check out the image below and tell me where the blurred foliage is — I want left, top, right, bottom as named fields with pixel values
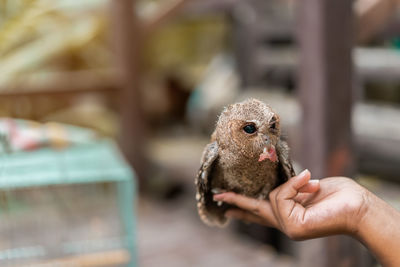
left=0, top=0, right=230, bottom=133
left=0, top=0, right=109, bottom=85
left=143, top=14, right=231, bottom=87
left=0, top=0, right=230, bottom=88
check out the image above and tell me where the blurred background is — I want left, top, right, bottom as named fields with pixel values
left=1, top=0, right=400, bottom=266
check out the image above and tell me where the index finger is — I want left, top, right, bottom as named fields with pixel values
left=213, top=192, right=279, bottom=228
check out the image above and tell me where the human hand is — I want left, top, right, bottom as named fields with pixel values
left=213, top=169, right=369, bottom=240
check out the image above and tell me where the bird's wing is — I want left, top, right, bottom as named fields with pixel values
left=276, top=139, right=296, bottom=185
left=195, top=141, right=219, bottom=225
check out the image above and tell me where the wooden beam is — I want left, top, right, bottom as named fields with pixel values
left=110, top=0, right=148, bottom=180
left=0, top=70, right=118, bottom=97
left=296, top=0, right=371, bottom=266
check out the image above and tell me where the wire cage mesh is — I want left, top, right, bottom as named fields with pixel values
left=0, top=140, right=137, bottom=267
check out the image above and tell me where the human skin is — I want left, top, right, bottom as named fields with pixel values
left=213, top=169, right=400, bottom=267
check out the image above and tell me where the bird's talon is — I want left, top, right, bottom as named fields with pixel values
left=212, top=188, right=227, bottom=195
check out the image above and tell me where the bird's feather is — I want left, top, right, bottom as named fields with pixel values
left=276, top=139, right=296, bottom=185
left=196, top=141, right=222, bottom=226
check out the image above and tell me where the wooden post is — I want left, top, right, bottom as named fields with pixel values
left=110, top=0, right=147, bottom=180
left=297, top=0, right=354, bottom=178
left=232, top=4, right=259, bottom=88
left=296, top=0, right=371, bottom=266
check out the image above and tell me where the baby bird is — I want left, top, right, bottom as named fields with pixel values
left=195, top=98, right=295, bottom=227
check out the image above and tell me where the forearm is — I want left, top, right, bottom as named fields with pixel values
left=356, top=192, right=400, bottom=267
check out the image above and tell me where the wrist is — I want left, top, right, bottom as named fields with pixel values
left=346, top=187, right=371, bottom=237
left=352, top=189, right=374, bottom=239
left=354, top=190, right=400, bottom=266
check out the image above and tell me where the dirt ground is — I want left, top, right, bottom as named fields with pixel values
left=137, top=195, right=295, bottom=267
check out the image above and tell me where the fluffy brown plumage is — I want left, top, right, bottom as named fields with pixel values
left=195, top=98, right=295, bottom=227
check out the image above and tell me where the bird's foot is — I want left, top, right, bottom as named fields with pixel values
left=211, top=188, right=227, bottom=195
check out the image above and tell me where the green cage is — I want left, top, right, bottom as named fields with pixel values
left=0, top=140, right=137, bottom=266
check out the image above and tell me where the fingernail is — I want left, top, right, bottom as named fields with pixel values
left=308, top=179, right=319, bottom=184
left=297, top=169, right=309, bottom=179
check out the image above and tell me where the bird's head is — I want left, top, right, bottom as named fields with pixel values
left=216, top=98, right=281, bottom=162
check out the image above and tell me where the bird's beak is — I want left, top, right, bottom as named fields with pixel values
left=258, top=135, right=278, bottom=162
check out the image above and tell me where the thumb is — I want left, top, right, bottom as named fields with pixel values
left=271, top=169, right=311, bottom=222
left=279, top=169, right=311, bottom=199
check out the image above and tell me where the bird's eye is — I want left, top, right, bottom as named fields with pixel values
left=243, top=124, right=257, bottom=134
left=269, top=116, right=278, bottom=131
